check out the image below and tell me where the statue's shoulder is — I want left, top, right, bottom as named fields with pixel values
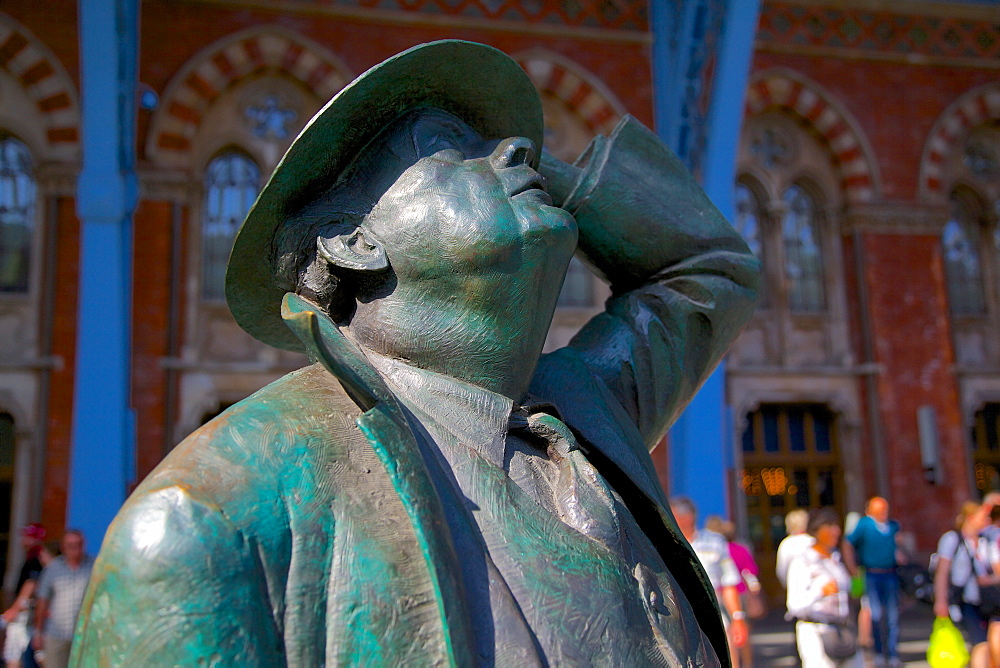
left=82, top=363, right=369, bottom=622
left=112, top=363, right=367, bottom=549
left=150, top=362, right=363, bottom=483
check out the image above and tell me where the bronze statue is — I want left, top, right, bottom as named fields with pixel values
left=72, top=41, right=759, bottom=666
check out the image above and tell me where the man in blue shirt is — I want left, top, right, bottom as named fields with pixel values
left=847, top=496, right=902, bottom=667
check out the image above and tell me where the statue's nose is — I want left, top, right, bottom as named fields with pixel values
left=490, top=137, right=536, bottom=170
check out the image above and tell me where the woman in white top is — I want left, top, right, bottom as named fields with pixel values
left=786, top=508, right=862, bottom=668
left=933, top=500, right=990, bottom=648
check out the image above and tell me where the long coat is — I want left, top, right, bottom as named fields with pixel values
left=71, top=117, right=759, bottom=666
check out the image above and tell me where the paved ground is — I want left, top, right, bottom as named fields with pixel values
left=750, top=597, right=937, bottom=667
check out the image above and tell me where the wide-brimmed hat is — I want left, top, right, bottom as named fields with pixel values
left=226, top=40, right=544, bottom=352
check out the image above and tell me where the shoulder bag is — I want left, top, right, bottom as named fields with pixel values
left=821, top=623, right=858, bottom=660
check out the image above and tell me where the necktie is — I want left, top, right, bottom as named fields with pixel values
left=512, top=407, right=625, bottom=557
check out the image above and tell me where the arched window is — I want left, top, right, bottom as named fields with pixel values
left=942, top=193, right=986, bottom=315
left=781, top=184, right=826, bottom=312
left=202, top=151, right=260, bottom=301
left=0, top=136, right=36, bottom=293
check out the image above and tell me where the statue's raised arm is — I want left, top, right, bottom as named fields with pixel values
left=533, top=116, right=760, bottom=451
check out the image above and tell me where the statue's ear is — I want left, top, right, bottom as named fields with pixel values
left=317, top=227, right=388, bottom=272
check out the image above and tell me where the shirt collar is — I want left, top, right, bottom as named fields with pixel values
left=364, top=349, right=512, bottom=468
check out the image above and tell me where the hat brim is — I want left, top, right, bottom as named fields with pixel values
left=226, top=40, right=544, bottom=352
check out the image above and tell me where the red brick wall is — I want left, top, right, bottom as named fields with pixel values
left=131, top=200, right=175, bottom=482
left=862, top=233, right=968, bottom=550
left=2, top=0, right=79, bottom=88
left=41, top=197, right=79, bottom=537
left=839, top=233, right=879, bottom=494
left=751, top=51, right=997, bottom=201
left=136, top=2, right=655, bottom=156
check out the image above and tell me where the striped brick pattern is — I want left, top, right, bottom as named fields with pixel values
left=153, top=32, right=350, bottom=157
left=0, top=19, right=79, bottom=150
left=920, top=83, right=1000, bottom=199
left=746, top=72, right=876, bottom=203
left=518, top=56, right=623, bottom=137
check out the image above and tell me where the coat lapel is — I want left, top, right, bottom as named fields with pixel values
left=530, top=348, right=729, bottom=665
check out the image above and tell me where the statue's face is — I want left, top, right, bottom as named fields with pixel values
left=361, top=110, right=578, bottom=291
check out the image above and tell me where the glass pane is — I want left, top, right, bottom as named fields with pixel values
left=741, top=468, right=763, bottom=499
left=814, top=409, right=832, bottom=453
left=0, top=137, right=36, bottom=293
left=0, top=414, right=13, bottom=468
left=942, top=198, right=986, bottom=315
left=781, top=185, right=826, bottom=312
left=735, top=183, right=762, bottom=258
left=787, top=407, right=806, bottom=452
left=202, top=152, right=261, bottom=301
left=748, top=513, right=764, bottom=552
left=735, top=183, right=767, bottom=307
left=742, top=415, right=755, bottom=453
left=817, top=468, right=836, bottom=506
left=769, top=506, right=786, bottom=548
left=763, top=409, right=780, bottom=452
left=557, top=256, right=594, bottom=308
left=792, top=468, right=809, bottom=507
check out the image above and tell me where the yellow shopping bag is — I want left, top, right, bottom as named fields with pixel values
left=927, top=617, right=970, bottom=668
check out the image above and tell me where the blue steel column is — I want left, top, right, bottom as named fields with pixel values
left=69, top=0, right=139, bottom=547
left=651, top=0, right=760, bottom=520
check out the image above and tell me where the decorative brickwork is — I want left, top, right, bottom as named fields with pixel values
left=206, top=0, right=648, bottom=31
left=515, top=51, right=625, bottom=137
left=920, top=82, right=1000, bottom=200
left=745, top=70, right=878, bottom=203
left=148, top=27, right=351, bottom=163
left=0, top=14, right=80, bottom=153
left=758, top=1, right=1000, bottom=62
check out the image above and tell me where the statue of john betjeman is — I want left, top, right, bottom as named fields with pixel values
left=71, top=41, right=759, bottom=666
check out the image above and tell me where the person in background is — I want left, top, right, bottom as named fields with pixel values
left=786, top=508, right=862, bottom=668
left=976, top=498, right=1000, bottom=668
left=777, top=509, right=814, bottom=589
left=671, top=498, right=748, bottom=668
left=843, top=512, right=871, bottom=651
left=844, top=497, right=903, bottom=667
left=707, top=516, right=761, bottom=668
left=979, top=492, right=1000, bottom=544
left=33, top=530, right=93, bottom=668
left=933, top=500, right=990, bottom=664
left=1, top=524, right=47, bottom=668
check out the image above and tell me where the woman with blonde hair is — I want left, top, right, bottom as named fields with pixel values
left=933, top=500, right=990, bottom=653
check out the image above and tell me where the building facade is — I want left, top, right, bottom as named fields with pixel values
left=728, top=0, right=1000, bottom=594
left=0, top=0, right=998, bottom=601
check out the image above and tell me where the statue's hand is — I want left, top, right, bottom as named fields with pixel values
left=538, top=150, right=582, bottom=209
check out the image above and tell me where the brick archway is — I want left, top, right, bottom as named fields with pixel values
left=0, top=13, right=80, bottom=156
left=148, top=27, right=351, bottom=162
left=514, top=51, right=625, bottom=137
left=920, top=82, right=1000, bottom=201
left=746, top=70, right=878, bottom=204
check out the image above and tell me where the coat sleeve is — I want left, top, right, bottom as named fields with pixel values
left=540, top=116, right=760, bottom=450
left=70, top=485, right=284, bottom=666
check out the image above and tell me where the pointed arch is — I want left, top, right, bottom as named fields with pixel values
left=920, top=82, right=1000, bottom=201
left=514, top=50, right=626, bottom=138
left=745, top=69, right=879, bottom=204
left=148, top=26, right=352, bottom=164
left=0, top=13, right=80, bottom=159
